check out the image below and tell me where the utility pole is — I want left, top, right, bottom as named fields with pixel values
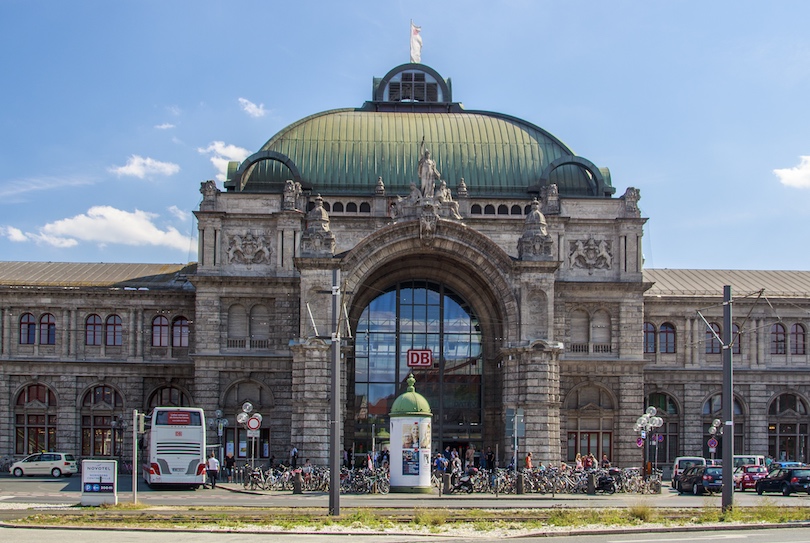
left=329, top=268, right=341, bottom=516
left=721, top=285, right=734, bottom=512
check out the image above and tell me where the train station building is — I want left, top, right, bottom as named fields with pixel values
left=2, top=62, right=810, bottom=470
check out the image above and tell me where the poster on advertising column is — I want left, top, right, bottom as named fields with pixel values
left=402, top=449, right=419, bottom=475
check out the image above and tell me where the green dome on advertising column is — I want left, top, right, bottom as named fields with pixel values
left=390, top=374, right=432, bottom=416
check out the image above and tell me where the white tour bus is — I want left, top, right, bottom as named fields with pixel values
left=142, top=406, right=207, bottom=488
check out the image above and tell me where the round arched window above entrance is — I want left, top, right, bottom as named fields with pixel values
left=351, top=280, right=483, bottom=459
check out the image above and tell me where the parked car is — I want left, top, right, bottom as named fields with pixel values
left=769, top=461, right=805, bottom=470
left=733, top=454, right=765, bottom=468
left=10, top=452, right=78, bottom=477
left=677, top=465, right=723, bottom=495
left=756, top=467, right=810, bottom=496
left=733, top=464, right=768, bottom=491
left=671, top=456, right=706, bottom=489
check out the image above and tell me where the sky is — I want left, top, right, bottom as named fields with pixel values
left=1, top=1, right=809, bottom=271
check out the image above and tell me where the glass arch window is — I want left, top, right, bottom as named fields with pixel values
left=768, top=393, right=809, bottom=463
left=660, top=323, right=676, bottom=353
left=152, top=316, right=169, bottom=347
left=643, top=322, right=656, bottom=354
left=791, top=324, right=806, bottom=356
left=565, top=385, right=614, bottom=463
left=771, top=323, right=787, bottom=355
left=86, top=314, right=102, bottom=346
left=20, top=313, right=36, bottom=344
left=81, top=385, right=124, bottom=457
left=147, top=385, right=191, bottom=408
left=702, top=393, right=744, bottom=458
left=646, top=392, right=679, bottom=467
left=172, top=317, right=189, bottom=347
left=14, top=383, right=57, bottom=454
left=106, top=315, right=122, bottom=346
left=39, top=313, right=55, bottom=345
left=353, top=280, right=483, bottom=456
left=706, top=323, right=721, bottom=354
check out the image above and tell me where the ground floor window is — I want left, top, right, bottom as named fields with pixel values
left=566, top=431, right=612, bottom=463
left=14, top=383, right=58, bottom=454
left=768, top=393, right=809, bottom=463
left=224, top=427, right=271, bottom=462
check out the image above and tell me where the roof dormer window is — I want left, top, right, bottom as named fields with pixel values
left=385, top=70, right=441, bottom=102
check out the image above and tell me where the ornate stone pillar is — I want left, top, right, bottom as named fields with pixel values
left=682, top=384, right=704, bottom=456
left=503, top=340, right=562, bottom=467
left=617, top=371, right=645, bottom=468
left=289, top=338, right=336, bottom=466
left=747, top=383, right=769, bottom=456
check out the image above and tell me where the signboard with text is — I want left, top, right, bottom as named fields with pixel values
left=81, top=459, right=118, bottom=506
left=407, top=349, right=433, bottom=367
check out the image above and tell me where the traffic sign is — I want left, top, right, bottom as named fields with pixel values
left=247, top=429, right=259, bottom=438
left=707, top=437, right=718, bottom=448
left=636, top=438, right=644, bottom=448
left=247, top=416, right=261, bottom=430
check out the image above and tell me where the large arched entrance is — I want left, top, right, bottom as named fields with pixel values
left=349, top=279, right=484, bottom=463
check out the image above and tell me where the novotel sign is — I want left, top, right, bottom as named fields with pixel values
left=407, top=349, right=433, bottom=367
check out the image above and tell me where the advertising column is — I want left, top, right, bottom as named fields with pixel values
left=388, top=373, right=433, bottom=493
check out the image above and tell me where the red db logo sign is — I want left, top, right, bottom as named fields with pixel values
left=407, top=349, right=433, bottom=367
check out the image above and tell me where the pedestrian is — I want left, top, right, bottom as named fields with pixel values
left=485, top=446, right=495, bottom=469
left=302, top=458, right=313, bottom=484
left=525, top=452, right=533, bottom=470
left=600, top=454, right=611, bottom=469
left=224, top=452, right=236, bottom=483
left=290, top=445, right=298, bottom=468
left=465, top=444, right=475, bottom=470
left=206, top=452, right=220, bottom=489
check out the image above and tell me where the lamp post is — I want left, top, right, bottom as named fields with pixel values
left=633, top=406, right=664, bottom=478
left=110, top=415, right=128, bottom=461
left=236, top=402, right=262, bottom=469
left=708, top=418, right=724, bottom=462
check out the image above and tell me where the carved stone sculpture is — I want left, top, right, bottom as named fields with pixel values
left=226, top=232, right=272, bottom=265
left=569, top=237, right=613, bottom=274
left=300, top=194, right=336, bottom=257
left=518, top=198, right=553, bottom=260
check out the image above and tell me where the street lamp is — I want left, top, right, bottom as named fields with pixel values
left=110, top=414, right=127, bottom=460
left=708, top=418, right=724, bottom=462
left=633, top=406, right=664, bottom=478
left=236, top=402, right=262, bottom=469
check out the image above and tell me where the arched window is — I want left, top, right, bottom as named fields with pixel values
left=227, top=304, right=247, bottom=348
left=791, top=324, right=806, bottom=356
left=172, top=317, right=189, bottom=347
left=732, top=323, right=742, bottom=355
left=660, top=323, right=676, bottom=353
left=646, top=392, right=679, bottom=467
left=105, top=315, right=122, bottom=346
left=510, top=205, right=522, bottom=215
left=702, top=393, right=744, bottom=458
left=484, top=204, right=495, bottom=215
left=643, top=322, right=656, bottom=354
left=706, top=322, right=721, bottom=354
left=250, top=304, right=270, bottom=349
left=565, top=385, right=614, bottom=463
left=471, top=204, right=482, bottom=215
left=322, top=202, right=331, bottom=212
left=359, top=202, right=371, bottom=213
left=39, top=313, right=55, bottom=345
left=570, top=309, right=589, bottom=353
left=332, top=202, right=344, bottom=213
left=152, top=316, right=169, bottom=347
left=768, top=393, right=809, bottom=463
left=81, top=385, right=125, bottom=457
left=353, top=280, right=483, bottom=456
left=591, top=310, right=611, bottom=353
left=14, top=383, right=58, bottom=454
left=20, top=313, right=36, bottom=345
left=497, top=204, right=509, bottom=215
left=147, top=385, right=192, bottom=408
left=86, top=314, right=102, bottom=346
left=346, top=202, right=358, bottom=212
left=771, top=323, right=787, bottom=355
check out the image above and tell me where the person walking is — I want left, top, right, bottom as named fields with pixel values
left=224, top=453, right=236, bottom=483
left=206, top=452, right=220, bottom=489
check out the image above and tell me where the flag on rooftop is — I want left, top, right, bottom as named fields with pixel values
left=410, top=21, right=422, bottom=63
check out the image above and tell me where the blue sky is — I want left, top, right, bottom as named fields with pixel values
left=2, top=1, right=809, bottom=270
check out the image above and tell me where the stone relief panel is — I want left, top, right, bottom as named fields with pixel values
left=568, top=237, right=612, bottom=274
left=226, top=232, right=273, bottom=266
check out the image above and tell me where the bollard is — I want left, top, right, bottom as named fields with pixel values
left=442, top=473, right=451, bottom=494
left=516, top=473, right=524, bottom=494
left=587, top=472, right=596, bottom=495
left=292, top=470, right=303, bottom=494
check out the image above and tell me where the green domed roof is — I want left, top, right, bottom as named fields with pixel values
left=390, top=374, right=432, bottom=416
left=226, top=64, right=614, bottom=199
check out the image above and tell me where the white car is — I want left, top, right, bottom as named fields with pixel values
left=10, top=452, right=78, bottom=477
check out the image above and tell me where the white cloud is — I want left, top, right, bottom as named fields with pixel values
left=238, top=97, right=267, bottom=118
left=155, top=123, right=175, bottom=130
left=109, top=155, right=181, bottom=179
left=168, top=205, right=189, bottom=222
left=3, top=206, right=194, bottom=252
left=0, top=175, right=94, bottom=200
left=774, top=156, right=810, bottom=188
left=198, top=141, right=251, bottom=182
